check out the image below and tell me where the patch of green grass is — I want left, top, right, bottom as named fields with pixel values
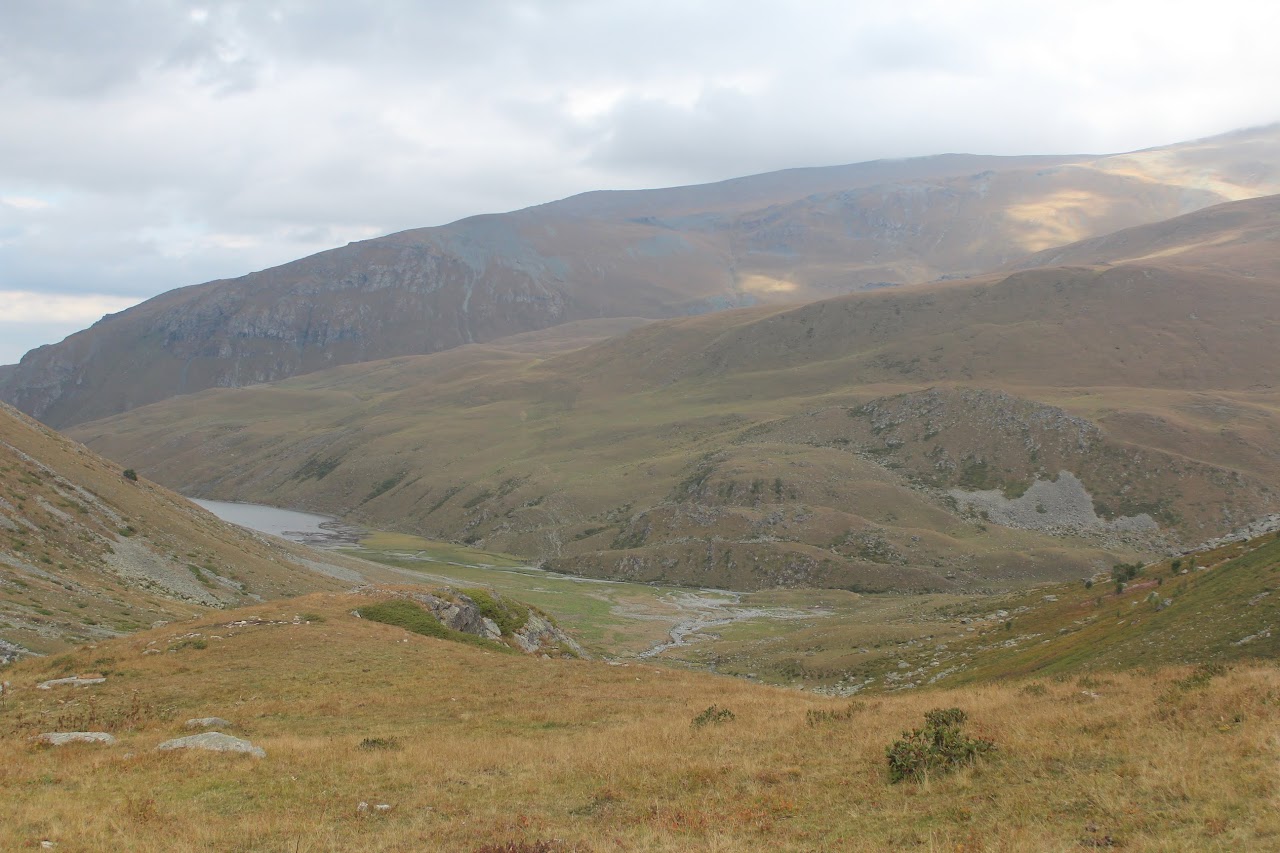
left=364, top=472, right=406, bottom=502
left=356, top=599, right=510, bottom=652
left=459, top=588, right=529, bottom=637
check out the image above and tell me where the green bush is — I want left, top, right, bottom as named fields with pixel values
left=691, top=705, right=735, bottom=728
left=1111, top=561, right=1144, bottom=583
left=886, top=707, right=994, bottom=783
left=122, top=468, right=138, bottom=482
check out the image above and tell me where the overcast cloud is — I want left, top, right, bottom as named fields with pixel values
left=2, top=0, right=1278, bottom=364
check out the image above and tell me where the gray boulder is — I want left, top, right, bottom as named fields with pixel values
left=184, top=717, right=233, bottom=730
left=37, top=675, right=106, bottom=690
left=35, top=732, right=116, bottom=746
left=156, top=732, right=265, bottom=758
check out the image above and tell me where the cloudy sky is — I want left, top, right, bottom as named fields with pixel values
left=2, top=0, right=1278, bottom=365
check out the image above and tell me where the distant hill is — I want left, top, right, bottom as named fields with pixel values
left=66, top=194, right=1280, bottom=593
left=5, top=124, right=1280, bottom=428
left=0, top=401, right=380, bottom=659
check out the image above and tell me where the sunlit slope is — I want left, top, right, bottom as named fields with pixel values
left=1009, top=192, right=1280, bottom=274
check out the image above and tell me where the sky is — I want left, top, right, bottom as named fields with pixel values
left=2, top=0, right=1278, bottom=365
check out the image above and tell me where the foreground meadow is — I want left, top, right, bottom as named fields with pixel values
left=1, top=591, right=1277, bottom=852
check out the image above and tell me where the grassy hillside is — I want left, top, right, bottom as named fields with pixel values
left=71, top=199, right=1280, bottom=592
left=1, top=590, right=1276, bottom=851
left=892, top=529, right=1280, bottom=688
left=0, top=402, right=391, bottom=658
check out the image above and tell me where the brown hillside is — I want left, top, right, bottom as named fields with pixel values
left=0, top=402, right=386, bottom=659
left=6, top=125, right=1280, bottom=428
left=70, top=199, right=1280, bottom=592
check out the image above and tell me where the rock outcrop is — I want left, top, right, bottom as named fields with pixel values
left=156, top=732, right=265, bottom=758
left=34, top=732, right=116, bottom=746
left=362, top=587, right=586, bottom=658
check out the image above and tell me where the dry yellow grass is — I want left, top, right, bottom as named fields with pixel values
left=2, top=591, right=1276, bottom=851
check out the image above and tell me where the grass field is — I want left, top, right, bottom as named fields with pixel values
left=348, top=532, right=984, bottom=677
left=2, top=590, right=1277, bottom=851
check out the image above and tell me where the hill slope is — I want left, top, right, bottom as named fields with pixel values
left=70, top=194, right=1280, bottom=592
left=0, top=402, right=381, bottom=659
left=6, top=124, right=1280, bottom=428
left=1, top=590, right=1276, bottom=851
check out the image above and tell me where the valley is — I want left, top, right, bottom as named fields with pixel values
left=3, top=123, right=1280, bottom=852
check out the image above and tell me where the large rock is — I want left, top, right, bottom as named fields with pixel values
left=185, top=717, right=234, bottom=730
left=378, top=588, right=587, bottom=657
left=35, top=732, right=115, bottom=746
left=37, top=675, right=105, bottom=690
left=515, top=611, right=587, bottom=657
left=155, top=732, right=265, bottom=758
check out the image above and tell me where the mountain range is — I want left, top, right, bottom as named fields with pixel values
left=3, top=123, right=1279, bottom=429
left=61, top=190, right=1280, bottom=591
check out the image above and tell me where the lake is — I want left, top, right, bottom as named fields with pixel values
left=191, top=499, right=359, bottom=547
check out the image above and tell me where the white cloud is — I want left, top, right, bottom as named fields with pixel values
left=0, top=0, right=1278, bottom=360
left=1, top=291, right=145, bottom=324
left=0, top=195, right=52, bottom=211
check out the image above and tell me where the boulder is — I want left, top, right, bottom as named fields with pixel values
left=37, top=675, right=106, bottom=690
left=155, top=732, right=265, bottom=758
left=184, top=717, right=233, bottom=730
left=35, top=732, right=116, bottom=746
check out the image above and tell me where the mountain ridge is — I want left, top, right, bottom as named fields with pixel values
left=6, top=124, right=1280, bottom=428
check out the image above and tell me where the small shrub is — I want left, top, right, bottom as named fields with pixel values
left=885, top=707, right=994, bottom=783
left=358, top=737, right=401, bottom=751
left=122, top=469, right=138, bottom=482
left=805, top=701, right=866, bottom=726
left=1111, top=562, right=1144, bottom=583
left=1174, top=662, right=1227, bottom=691
left=691, top=705, right=736, bottom=728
